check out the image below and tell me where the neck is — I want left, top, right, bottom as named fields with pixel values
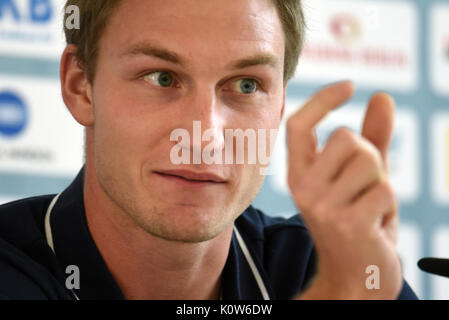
left=82, top=163, right=232, bottom=300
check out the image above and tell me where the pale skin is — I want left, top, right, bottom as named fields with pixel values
left=60, top=0, right=402, bottom=299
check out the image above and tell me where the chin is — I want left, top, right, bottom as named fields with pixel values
left=137, top=204, right=231, bottom=243
left=148, top=221, right=226, bottom=243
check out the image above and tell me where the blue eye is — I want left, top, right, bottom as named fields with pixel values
left=234, top=79, right=257, bottom=94
left=144, top=71, right=174, bottom=87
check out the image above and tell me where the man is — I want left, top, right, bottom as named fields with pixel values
left=0, top=0, right=417, bottom=299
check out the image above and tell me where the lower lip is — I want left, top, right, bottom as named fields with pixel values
left=154, top=172, right=225, bottom=189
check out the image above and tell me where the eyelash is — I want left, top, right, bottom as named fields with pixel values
left=141, top=70, right=180, bottom=88
left=140, top=70, right=264, bottom=94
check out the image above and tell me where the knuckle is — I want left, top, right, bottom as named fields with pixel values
left=331, top=127, right=354, bottom=141
left=358, top=145, right=383, bottom=172
left=330, top=127, right=359, bottom=149
left=378, top=180, right=396, bottom=204
left=360, top=151, right=378, bottom=169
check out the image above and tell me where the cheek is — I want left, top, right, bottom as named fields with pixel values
left=231, top=164, right=265, bottom=208
left=235, top=88, right=284, bottom=129
left=91, top=89, right=149, bottom=173
left=93, top=78, right=151, bottom=141
left=263, top=92, right=284, bottom=126
left=232, top=101, right=282, bottom=196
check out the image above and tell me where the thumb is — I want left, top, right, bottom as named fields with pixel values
left=361, top=92, right=395, bottom=171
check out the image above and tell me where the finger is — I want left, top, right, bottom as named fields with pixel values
left=289, top=81, right=355, bottom=131
left=349, top=180, right=397, bottom=233
left=306, top=127, right=360, bottom=185
left=361, top=93, right=395, bottom=171
left=327, top=138, right=384, bottom=207
left=287, top=81, right=355, bottom=185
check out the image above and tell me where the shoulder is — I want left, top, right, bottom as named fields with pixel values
left=0, top=236, right=68, bottom=299
left=235, top=206, right=317, bottom=299
left=0, top=195, right=70, bottom=299
left=0, top=195, right=54, bottom=248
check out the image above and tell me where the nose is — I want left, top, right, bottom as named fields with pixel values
left=177, top=86, right=226, bottom=164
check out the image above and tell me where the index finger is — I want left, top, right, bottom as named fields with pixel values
left=287, top=81, right=355, bottom=184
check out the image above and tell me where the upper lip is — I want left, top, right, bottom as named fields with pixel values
left=155, top=169, right=227, bottom=183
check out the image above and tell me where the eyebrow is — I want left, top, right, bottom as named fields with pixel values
left=229, top=53, right=279, bottom=70
left=121, top=42, right=280, bottom=70
left=121, top=42, right=185, bottom=66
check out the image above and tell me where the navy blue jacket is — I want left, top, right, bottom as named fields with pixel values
left=0, top=168, right=417, bottom=299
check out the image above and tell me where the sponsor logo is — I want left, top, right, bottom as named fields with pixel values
left=0, top=76, right=84, bottom=176
left=0, top=0, right=52, bottom=23
left=329, top=13, right=361, bottom=46
left=0, top=0, right=53, bottom=42
left=0, top=0, right=66, bottom=58
left=0, top=90, right=27, bottom=138
left=302, top=13, right=407, bottom=68
left=296, top=0, right=417, bottom=90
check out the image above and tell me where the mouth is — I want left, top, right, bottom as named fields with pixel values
left=154, top=169, right=227, bottom=188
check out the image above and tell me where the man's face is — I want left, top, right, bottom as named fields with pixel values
left=89, top=0, right=286, bottom=242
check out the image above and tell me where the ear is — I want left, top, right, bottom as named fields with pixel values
left=60, top=44, right=94, bottom=127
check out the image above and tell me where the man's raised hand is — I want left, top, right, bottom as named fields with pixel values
left=287, top=81, right=402, bottom=299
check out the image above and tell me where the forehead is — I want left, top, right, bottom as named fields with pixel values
left=100, top=0, right=285, bottom=66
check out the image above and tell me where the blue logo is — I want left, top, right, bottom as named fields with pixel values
left=0, top=91, right=28, bottom=137
left=0, top=0, right=52, bottom=23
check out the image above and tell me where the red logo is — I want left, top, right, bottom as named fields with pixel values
left=329, top=13, right=361, bottom=46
